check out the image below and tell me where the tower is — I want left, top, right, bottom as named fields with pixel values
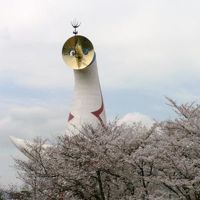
left=62, top=23, right=106, bottom=131
left=10, top=22, right=106, bottom=152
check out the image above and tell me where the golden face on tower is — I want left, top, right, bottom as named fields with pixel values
left=62, top=35, right=94, bottom=70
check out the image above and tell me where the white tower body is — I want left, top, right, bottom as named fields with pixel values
left=67, top=56, right=106, bottom=131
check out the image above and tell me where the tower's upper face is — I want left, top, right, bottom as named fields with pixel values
left=62, top=35, right=95, bottom=70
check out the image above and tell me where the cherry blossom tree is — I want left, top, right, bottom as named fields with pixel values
left=151, top=99, right=200, bottom=200
left=14, top=99, right=200, bottom=200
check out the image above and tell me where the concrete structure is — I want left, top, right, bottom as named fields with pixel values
left=67, top=55, right=106, bottom=131
left=10, top=33, right=106, bottom=152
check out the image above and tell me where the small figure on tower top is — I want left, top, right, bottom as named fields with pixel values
left=71, top=19, right=81, bottom=35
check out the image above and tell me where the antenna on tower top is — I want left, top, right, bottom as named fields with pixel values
left=71, top=19, right=81, bottom=35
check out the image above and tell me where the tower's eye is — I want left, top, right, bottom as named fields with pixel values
left=69, top=49, right=76, bottom=56
left=83, top=48, right=89, bottom=55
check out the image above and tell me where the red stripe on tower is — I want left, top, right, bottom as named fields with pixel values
left=68, top=112, right=74, bottom=122
left=91, top=99, right=104, bottom=126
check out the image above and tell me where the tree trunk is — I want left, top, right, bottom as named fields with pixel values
left=96, top=170, right=106, bottom=200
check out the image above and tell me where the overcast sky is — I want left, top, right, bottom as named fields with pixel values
left=0, top=0, right=200, bottom=186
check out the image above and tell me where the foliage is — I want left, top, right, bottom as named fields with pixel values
left=15, top=99, right=200, bottom=200
left=0, top=185, right=31, bottom=200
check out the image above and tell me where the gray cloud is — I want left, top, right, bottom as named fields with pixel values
left=118, top=112, right=154, bottom=128
left=0, top=0, right=200, bottom=90
left=0, top=103, right=68, bottom=186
